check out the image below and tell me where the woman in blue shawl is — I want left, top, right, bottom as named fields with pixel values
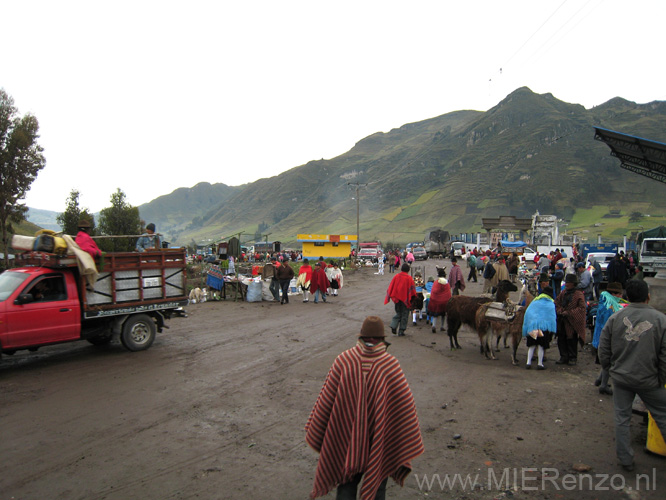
left=592, top=282, right=627, bottom=395
left=522, top=286, right=557, bottom=370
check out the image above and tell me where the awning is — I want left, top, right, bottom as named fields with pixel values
left=594, top=127, right=666, bottom=184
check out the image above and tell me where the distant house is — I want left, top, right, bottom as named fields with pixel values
left=297, top=234, right=357, bottom=259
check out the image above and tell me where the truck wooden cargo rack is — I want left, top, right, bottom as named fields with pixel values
left=16, top=249, right=188, bottom=314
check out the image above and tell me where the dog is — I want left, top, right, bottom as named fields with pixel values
left=189, top=287, right=207, bottom=304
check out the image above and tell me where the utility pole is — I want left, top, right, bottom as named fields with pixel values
left=348, top=182, right=367, bottom=250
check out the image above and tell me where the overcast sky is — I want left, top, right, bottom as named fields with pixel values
left=3, top=1, right=665, bottom=214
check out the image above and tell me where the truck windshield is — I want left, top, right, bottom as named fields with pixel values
left=642, top=241, right=666, bottom=257
left=0, top=271, right=30, bottom=302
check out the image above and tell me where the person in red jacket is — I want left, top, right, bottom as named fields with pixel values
left=310, top=264, right=330, bottom=303
left=384, top=263, right=417, bottom=336
left=75, top=219, right=102, bottom=258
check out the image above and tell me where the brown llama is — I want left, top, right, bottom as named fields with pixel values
left=475, top=281, right=534, bottom=364
left=445, top=280, right=517, bottom=351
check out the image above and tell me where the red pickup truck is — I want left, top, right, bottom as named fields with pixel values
left=0, top=249, right=188, bottom=359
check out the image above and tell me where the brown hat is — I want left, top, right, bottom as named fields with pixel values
left=77, top=219, right=91, bottom=228
left=360, top=316, right=385, bottom=338
left=607, top=282, right=623, bottom=294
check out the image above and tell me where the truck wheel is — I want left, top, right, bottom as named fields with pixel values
left=121, top=314, right=156, bottom=351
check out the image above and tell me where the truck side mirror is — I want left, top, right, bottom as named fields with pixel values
left=14, top=294, right=35, bottom=305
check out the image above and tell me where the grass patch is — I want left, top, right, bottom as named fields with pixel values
left=410, top=190, right=439, bottom=206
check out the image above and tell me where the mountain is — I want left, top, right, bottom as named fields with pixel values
left=26, top=208, right=62, bottom=232
left=137, top=182, right=241, bottom=243
left=163, top=87, right=666, bottom=247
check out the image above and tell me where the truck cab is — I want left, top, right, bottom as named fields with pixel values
left=0, top=268, right=81, bottom=349
left=639, top=238, right=666, bottom=277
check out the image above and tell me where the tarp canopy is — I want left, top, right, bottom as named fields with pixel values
left=500, top=240, right=527, bottom=248
left=637, top=226, right=666, bottom=245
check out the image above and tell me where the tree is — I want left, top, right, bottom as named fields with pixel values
left=97, top=188, right=141, bottom=252
left=629, top=211, right=643, bottom=223
left=56, top=189, right=95, bottom=235
left=0, top=89, right=46, bottom=268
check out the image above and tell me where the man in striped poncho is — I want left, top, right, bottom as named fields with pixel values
left=305, top=316, right=424, bottom=499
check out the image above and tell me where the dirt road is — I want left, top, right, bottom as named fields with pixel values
left=1, top=262, right=664, bottom=499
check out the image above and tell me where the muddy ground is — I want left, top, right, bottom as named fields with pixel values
left=1, top=260, right=665, bottom=500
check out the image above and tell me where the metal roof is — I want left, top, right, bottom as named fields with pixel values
left=594, top=127, right=666, bottom=184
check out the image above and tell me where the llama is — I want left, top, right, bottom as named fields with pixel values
left=494, top=281, right=535, bottom=350
left=445, top=280, right=517, bottom=351
left=475, top=282, right=535, bottom=364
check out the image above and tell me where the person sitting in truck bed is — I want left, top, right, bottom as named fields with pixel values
left=75, top=219, right=102, bottom=258
left=136, top=223, right=163, bottom=252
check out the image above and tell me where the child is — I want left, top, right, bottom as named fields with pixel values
left=411, top=272, right=425, bottom=325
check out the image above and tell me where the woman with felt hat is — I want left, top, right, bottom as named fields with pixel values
left=554, top=273, right=586, bottom=365
left=75, top=219, right=102, bottom=258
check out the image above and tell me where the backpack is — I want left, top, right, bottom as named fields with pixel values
left=483, top=263, right=496, bottom=279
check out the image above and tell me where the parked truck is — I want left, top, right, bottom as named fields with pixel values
left=423, top=229, right=450, bottom=258
left=638, top=238, right=666, bottom=277
left=0, top=249, right=188, bottom=360
left=358, top=242, right=382, bottom=263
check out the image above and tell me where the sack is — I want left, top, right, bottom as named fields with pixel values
left=331, top=278, right=339, bottom=289
left=261, top=280, right=275, bottom=301
left=246, top=281, right=263, bottom=302
left=484, top=263, right=496, bottom=279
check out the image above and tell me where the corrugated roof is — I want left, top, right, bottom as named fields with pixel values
left=594, top=127, right=666, bottom=183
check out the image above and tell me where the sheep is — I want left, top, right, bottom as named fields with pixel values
left=445, top=279, right=517, bottom=351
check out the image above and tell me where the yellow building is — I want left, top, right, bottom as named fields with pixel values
left=297, top=234, right=357, bottom=259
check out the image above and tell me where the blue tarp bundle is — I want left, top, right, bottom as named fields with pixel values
left=500, top=240, right=527, bottom=248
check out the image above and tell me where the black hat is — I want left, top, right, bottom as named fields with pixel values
left=539, top=272, right=550, bottom=283
left=146, top=223, right=156, bottom=232
left=565, top=273, right=578, bottom=284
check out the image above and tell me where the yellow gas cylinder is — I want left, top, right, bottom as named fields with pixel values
left=646, top=411, right=666, bottom=456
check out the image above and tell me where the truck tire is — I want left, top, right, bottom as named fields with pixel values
left=121, top=314, right=156, bottom=351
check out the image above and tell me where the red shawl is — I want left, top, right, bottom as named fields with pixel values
left=384, top=272, right=416, bottom=307
left=427, top=279, right=452, bottom=315
left=305, top=340, right=424, bottom=499
left=310, top=267, right=330, bottom=293
left=75, top=231, right=101, bottom=258
left=299, top=264, right=313, bottom=283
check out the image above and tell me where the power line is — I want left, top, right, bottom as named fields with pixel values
left=523, top=0, right=600, bottom=66
left=500, top=0, right=569, bottom=70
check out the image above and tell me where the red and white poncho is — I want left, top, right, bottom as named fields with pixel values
left=305, top=340, right=424, bottom=499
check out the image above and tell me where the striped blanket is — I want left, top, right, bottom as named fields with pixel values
left=305, top=340, right=424, bottom=499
